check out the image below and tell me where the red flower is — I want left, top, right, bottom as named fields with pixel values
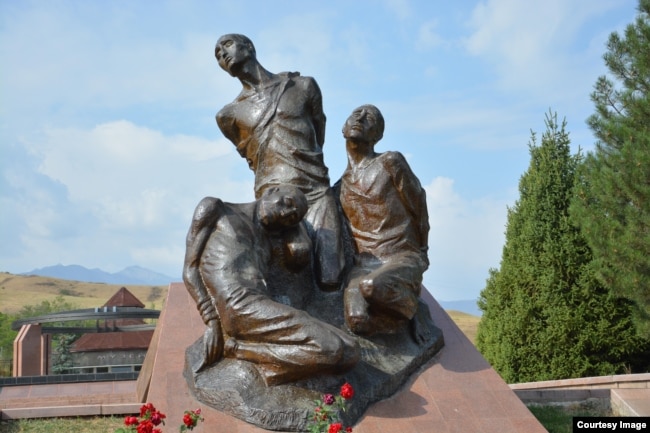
left=323, top=393, right=335, bottom=405
left=329, top=422, right=343, bottom=433
left=183, top=413, right=194, bottom=427
left=124, top=416, right=139, bottom=426
left=150, top=411, right=165, bottom=426
left=340, top=383, right=354, bottom=400
left=346, top=427, right=353, bottom=432
left=140, top=403, right=155, bottom=417
left=137, top=419, right=154, bottom=433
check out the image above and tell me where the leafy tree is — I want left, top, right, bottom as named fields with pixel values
left=0, top=312, right=17, bottom=375
left=16, top=295, right=78, bottom=320
left=477, top=113, right=648, bottom=383
left=571, top=0, right=650, bottom=337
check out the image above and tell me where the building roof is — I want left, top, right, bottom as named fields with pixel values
left=71, top=286, right=153, bottom=353
left=71, top=330, right=154, bottom=352
left=104, top=287, right=145, bottom=308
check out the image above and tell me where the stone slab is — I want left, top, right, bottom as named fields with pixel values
left=612, top=389, right=650, bottom=416
left=144, top=283, right=547, bottom=432
left=0, top=403, right=142, bottom=420
left=0, top=379, right=138, bottom=420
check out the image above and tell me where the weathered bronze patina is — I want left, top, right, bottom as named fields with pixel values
left=182, top=35, right=443, bottom=432
left=215, top=33, right=345, bottom=291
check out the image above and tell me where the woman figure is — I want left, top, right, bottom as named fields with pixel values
left=214, top=34, right=345, bottom=291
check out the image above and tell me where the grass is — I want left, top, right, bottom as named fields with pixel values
left=528, top=402, right=612, bottom=433
left=446, top=309, right=480, bottom=344
left=0, top=416, right=124, bottom=433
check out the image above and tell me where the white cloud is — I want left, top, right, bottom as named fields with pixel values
left=35, top=121, right=228, bottom=191
left=382, top=96, right=533, bottom=151
left=463, top=0, right=624, bottom=98
left=256, top=12, right=335, bottom=76
left=423, top=176, right=512, bottom=300
left=383, top=0, right=412, bottom=21
left=3, top=120, right=254, bottom=275
left=1, top=3, right=224, bottom=117
left=417, top=20, right=445, bottom=50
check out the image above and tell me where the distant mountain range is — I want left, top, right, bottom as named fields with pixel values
left=23, top=264, right=176, bottom=286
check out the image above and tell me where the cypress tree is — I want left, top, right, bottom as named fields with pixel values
left=477, top=113, right=647, bottom=383
left=571, top=0, right=650, bottom=337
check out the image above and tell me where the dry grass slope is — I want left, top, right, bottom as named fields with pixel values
left=0, top=272, right=170, bottom=315
left=446, top=310, right=480, bottom=344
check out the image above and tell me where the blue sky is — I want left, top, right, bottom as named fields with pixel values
left=0, top=0, right=638, bottom=301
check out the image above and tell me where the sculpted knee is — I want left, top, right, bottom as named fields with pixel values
left=359, top=278, right=374, bottom=298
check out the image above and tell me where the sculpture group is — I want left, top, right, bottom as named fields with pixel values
left=182, top=34, right=443, bottom=431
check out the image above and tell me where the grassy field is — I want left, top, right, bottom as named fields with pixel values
left=528, top=403, right=612, bottom=433
left=0, top=416, right=125, bottom=433
left=0, top=272, right=169, bottom=314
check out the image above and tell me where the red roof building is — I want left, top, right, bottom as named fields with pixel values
left=70, top=287, right=154, bottom=371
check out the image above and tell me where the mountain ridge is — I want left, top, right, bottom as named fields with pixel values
left=23, top=264, right=176, bottom=286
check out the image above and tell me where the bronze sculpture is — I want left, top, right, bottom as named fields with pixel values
left=338, top=105, right=433, bottom=342
left=182, top=35, right=443, bottom=432
left=214, top=34, right=345, bottom=291
left=182, top=185, right=359, bottom=386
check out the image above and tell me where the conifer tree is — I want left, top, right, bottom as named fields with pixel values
left=477, top=113, right=647, bottom=383
left=571, top=0, right=650, bottom=337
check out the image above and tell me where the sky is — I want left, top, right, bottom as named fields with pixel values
left=0, top=0, right=639, bottom=302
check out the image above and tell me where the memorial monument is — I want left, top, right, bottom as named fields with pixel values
left=182, top=34, right=443, bottom=431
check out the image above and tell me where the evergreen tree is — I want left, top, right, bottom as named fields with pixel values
left=51, top=333, right=76, bottom=374
left=571, top=0, right=650, bottom=337
left=477, top=113, right=647, bottom=383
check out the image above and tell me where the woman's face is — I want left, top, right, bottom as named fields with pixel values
left=257, top=186, right=306, bottom=230
left=215, top=35, right=253, bottom=76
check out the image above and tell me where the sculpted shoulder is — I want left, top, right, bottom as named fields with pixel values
left=379, top=151, right=409, bottom=171
left=289, top=74, right=321, bottom=95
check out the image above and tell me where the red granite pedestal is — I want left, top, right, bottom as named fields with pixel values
left=139, top=283, right=547, bottom=433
